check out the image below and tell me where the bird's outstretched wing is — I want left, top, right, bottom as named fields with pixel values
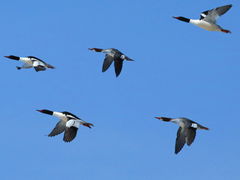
left=200, top=4, right=232, bottom=23
left=175, top=127, right=186, bottom=154
left=33, top=61, right=46, bottom=72
left=102, top=54, right=114, bottom=72
left=63, top=127, right=78, bottom=142
left=185, top=127, right=196, bottom=146
left=48, top=120, right=66, bottom=137
left=114, top=59, right=123, bottom=77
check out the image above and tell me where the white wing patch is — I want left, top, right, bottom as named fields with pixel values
left=201, top=13, right=207, bottom=18
left=33, top=60, right=45, bottom=67
left=66, top=120, right=80, bottom=128
left=191, top=123, right=198, bottom=128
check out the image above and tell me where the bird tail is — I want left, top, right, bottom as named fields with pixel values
left=199, top=125, right=209, bottom=130
left=47, top=64, right=55, bottom=69
left=221, top=29, right=231, bottom=33
left=125, top=56, right=134, bottom=61
left=82, top=122, right=94, bottom=128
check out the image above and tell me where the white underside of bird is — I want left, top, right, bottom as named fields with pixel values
left=19, top=57, right=46, bottom=68
left=190, top=19, right=221, bottom=31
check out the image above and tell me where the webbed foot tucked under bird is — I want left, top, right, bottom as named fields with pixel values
left=37, top=109, right=93, bottom=142
left=173, top=4, right=232, bottom=33
left=89, top=48, right=134, bottom=77
left=4, top=55, right=55, bottom=72
left=155, top=117, right=209, bottom=154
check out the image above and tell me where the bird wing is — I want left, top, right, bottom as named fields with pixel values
left=62, top=111, right=81, bottom=120
left=185, top=127, right=196, bottom=146
left=33, top=61, right=46, bottom=71
left=29, top=56, right=54, bottom=69
left=48, top=120, right=66, bottom=137
left=29, top=56, right=48, bottom=65
left=34, top=66, right=46, bottom=72
left=33, top=60, right=45, bottom=67
left=63, top=127, right=78, bottom=142
left=102, top=54, right=114, bottom=72
left=175, top=127, right=186, bottom=154
left=63, top=120, right=81, bottom=142
left=200, top=4, right=232, bottom=23
left=114, top=59, right=123, bottom=77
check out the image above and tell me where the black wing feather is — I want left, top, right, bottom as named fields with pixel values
left=186, top=128, right=196, bottom=146
left=114, top=59, right=123, bottom=77
left=62, top=111, right=80, bottom=119
left=63, top=127, right=78, bottom=142
left=102, top=54, right=114, bottom=72
left=34, top=66, right=46, bottom=72
left=175, top=127, right=186, bottom=154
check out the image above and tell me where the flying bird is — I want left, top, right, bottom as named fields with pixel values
left=155, top=117, right=209, bottom=154
left=4, top=55, right=55, bottom=72
left=37, top=109, right=93, bottom=142
left=89, top=48, right=134, bottom=77
left=173, top=4, right=232, bottom=33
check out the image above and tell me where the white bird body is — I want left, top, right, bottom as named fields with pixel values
left=190, top=19, right=221, bottom=31
left=19, top=57, right=33, bottom=65
left=52, top=111, right=68, bottom=121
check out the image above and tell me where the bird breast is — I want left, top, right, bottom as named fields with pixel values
left=190, top=19, right=219, bottom=31
left=171, top=118, right=185, bottom=128
left=19, top=57, right=33, bottom=65
left=53, top=112, right=68, bottom=121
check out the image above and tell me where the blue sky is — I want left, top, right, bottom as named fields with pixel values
left=0, top=0, right=238, bottom=179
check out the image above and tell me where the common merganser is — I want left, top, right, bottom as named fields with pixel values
left=89, top=48, right=134, bottom=77
left=173, top=4, right=232, bottom=33
left=155, top=117, right=209, bottom=154
left=4, top=55, right=55, bottom=72
left=37, top=109, right=93, bottom=142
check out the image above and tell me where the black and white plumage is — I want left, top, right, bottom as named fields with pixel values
left=155, top=117, right=209, bottom=154
left=37, top=109, right=93, bottom=142
left=173, top=4, right=232, bottom=33
left=89, top=48, right=134, bottom=77
left=4, top=55, right=55, bottom=72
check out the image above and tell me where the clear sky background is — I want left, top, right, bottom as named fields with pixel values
left=0, top=0, right=238, bottom=179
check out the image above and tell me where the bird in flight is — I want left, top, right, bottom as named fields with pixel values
left=173, top=4, right=232, bottom=33
left=89, top=48, right=134, bottom=77
left=37, top=109, right=93, bottom=142
left=4, top=55, right=55, bottom=72
left=155, top=117, right=209, bottom=154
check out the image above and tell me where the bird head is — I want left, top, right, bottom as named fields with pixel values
left=155, top=117, right=172, bottom=122
left=4, top=55, right=20, bottom=60
left=88, top=48, right=103, bottom=52
left=36, top=109, right=53, bottom=115
left=172, top=16, right=190, bottom=23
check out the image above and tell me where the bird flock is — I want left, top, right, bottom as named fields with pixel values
left=3, top=4, right=232, bottom=154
